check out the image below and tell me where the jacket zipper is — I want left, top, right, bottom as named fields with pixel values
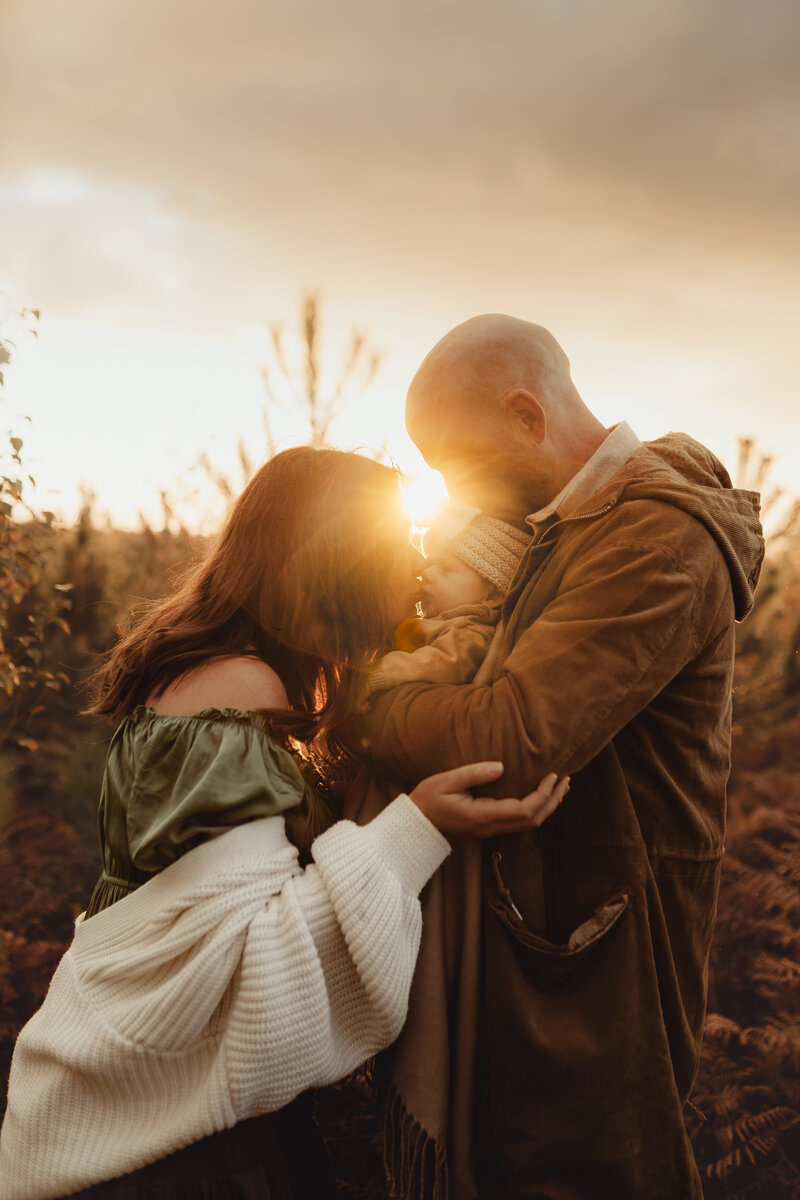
left=533, top=501, right=616, bottom=547
left=491, top=851, right=524, bottom=921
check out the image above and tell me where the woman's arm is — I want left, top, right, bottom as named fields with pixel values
left=230, top=766, right=568, bottom=1116
left=227, top=792, right=450, bottom=1115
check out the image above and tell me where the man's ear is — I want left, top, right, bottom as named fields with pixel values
left=503, top=388, right=546, bottom=446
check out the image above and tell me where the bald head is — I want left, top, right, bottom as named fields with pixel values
left=407, top=314, right=579, bottom=441
left=405, top=314, right=607, bottom=517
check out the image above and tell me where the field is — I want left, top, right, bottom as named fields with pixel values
left=1, top=498, right=799, bottom=1198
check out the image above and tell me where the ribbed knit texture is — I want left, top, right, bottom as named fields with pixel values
left=0, top=795, right=449, bottom=1200
left=423, top=504, right=531, bottom=595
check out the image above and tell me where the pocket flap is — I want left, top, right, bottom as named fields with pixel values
left=488, top=890, right=630, bottom=987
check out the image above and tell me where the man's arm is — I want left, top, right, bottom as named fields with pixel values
left=360, top=513, right=728, bottom=795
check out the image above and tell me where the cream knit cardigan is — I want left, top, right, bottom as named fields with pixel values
left=0, top=793, right=450, bottom=1200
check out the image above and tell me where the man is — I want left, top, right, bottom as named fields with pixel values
left=361, top=315, right=764, bottom=1199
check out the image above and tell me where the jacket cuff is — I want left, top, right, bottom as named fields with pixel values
left=367, top=662, right=386, bottom=694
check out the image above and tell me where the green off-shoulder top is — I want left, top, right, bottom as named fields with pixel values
left=85, top=706, right=321, bottom=919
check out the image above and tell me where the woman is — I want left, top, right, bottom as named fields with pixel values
left=0, top=447, right=567, bottom=1200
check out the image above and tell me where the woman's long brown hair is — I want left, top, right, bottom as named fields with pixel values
left=87, top=446, right=411, bottom=762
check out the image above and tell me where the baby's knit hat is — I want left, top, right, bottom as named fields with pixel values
left=423, top=502, right=531, bottom=595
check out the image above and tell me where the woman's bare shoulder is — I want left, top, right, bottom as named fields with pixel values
left=147, top=656, right=289, bottom=715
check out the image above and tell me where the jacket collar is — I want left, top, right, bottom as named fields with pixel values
left=527, top=430, right=765, bottom=621
left=526, top=422, right=643, bottom=536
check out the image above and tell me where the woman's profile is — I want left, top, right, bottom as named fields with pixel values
left=0, top=446, right=566, bottom=1200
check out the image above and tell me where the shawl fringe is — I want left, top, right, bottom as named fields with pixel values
left=378, top=1078, right=449, bottom=1200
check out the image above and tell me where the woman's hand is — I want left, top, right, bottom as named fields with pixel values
left=409, top=762, right=569, bottom=838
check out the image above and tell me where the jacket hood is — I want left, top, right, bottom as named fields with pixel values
left=590, top=432, right=765, bottom=620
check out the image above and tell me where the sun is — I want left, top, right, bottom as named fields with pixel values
left=401, top=468, right=449, bottom=532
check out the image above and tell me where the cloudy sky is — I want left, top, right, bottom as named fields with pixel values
left=1, top=0, right=798, bottom=527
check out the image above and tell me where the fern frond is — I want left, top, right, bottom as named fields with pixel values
left=729, top=1107, right=798, bottom=1143
left=741, top=1020, right=800, bottom=1071
left=704, top=1013, right=743, bottom=1044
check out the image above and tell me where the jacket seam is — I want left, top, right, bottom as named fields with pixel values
left=553, top=547, right=701, bottom=772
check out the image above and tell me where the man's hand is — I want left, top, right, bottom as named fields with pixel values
left=409, top=762, right=569, bottom=838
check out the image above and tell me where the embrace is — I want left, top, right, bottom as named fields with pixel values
left=0, top=315, right=764, bottom=1200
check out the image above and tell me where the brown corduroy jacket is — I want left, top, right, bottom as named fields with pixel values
left=361, top=433, right=765, bottom=1200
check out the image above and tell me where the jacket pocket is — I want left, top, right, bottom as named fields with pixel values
left=481, top=856, right=702, bottom=1192
left=488, top=851, right=630, bottom=988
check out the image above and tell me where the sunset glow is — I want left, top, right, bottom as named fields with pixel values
left=0, top=0, right=797, bottom=531
left=401, top=469, right=449, bottom=532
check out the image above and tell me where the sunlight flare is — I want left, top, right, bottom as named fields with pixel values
left=401, top=468, right=449, bottom=532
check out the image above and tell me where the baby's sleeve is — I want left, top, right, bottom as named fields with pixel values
left=367, top=606, right=500, bottom=694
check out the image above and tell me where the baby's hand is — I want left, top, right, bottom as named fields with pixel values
left=392, top=617, right=427, bottom=653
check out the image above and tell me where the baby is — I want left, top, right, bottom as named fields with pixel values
left=365, top=503, right=532, bottom=697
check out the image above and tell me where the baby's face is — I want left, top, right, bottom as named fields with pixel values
left=419, top=548, right=493, bottom=616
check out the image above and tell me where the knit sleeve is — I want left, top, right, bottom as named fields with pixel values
left=0, top=799, right=450, bottom=1198
left=225, top=793, right=450, bottom=1118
